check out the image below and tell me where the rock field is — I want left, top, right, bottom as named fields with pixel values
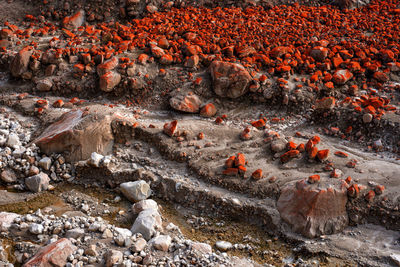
left=0, top=0, right=400, bottom=266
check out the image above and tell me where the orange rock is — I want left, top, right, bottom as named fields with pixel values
left=308, top=174, right=320, bottom=184
left=235, top=153, right=246, bottom=167
left=374, top=185, right=385, bottom=195
left=287, top=141, right=297, bottom=150
left=159, top=54, right=173, bottom=65
left=311, top=135, right=321, bottom=145
left=199, top=103, right=217, bottom=117
left=251, top=169, right=263, bottom=180
left=308, top=146, right=318, bottom=159
left=334, top=151, right=348, bottom=158
left=296, top=143, right=305, bottom=152
left=281, top=150, right=300, bottom=163
left=332, top=69, right=353, bottom=85
left=62, top=10, right=85, bottom=30
left=347, top=184, right=359, bottom=198
left=238, top=165, right=247, bottom=175
left=345, top=176, right=352, bottom=184
left=163, top=120, right=177, bottom=137
left=52, top=99, right=64, bottom=108
left=251, top=119, right=266, bottom=128
left=225, top=156, right=236, bottom=168
left=215, top=117, right=223, bottom=124
left=317, top=149, right=329, bottom=161
left=198, top=132, right=204, bottom=140
left=315, top=97, right=336, bottom=110
left=365, top=190, right=375, bottom=202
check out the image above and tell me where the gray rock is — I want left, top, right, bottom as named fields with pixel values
left=25, top=172, right=50, bottom=193
left=215, top=241, right=232, bottom=251
left=0, top=212, right=20, bottom=232
left=192, top=242, right=212, bottom=255
left=38, top=157, right=52, bottom=170
left=130, top=208, right=162, bottom=240
left=66, top=228, right=85, bottom=239
left=120, top=180, right=151, bottom=202
left=363, top=113, right=373, bottom=123
left=36, top=78, right=53, bottom=92
left=271, top=138, right=288, bottom=153
left=29, top=223, right=44, bottom=235
left=10, top=47, right=33, bottom=78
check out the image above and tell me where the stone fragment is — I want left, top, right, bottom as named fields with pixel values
left=38, top=157, right=52, bottom=170
left=169, top=93, right=202, bottom=113
left=131, top=208, right=162, bottom=240
left=0, top=169, right=17, bottom=183
left=88, top=152, right=104, bottom=167
left=97, top=57, right=119, bottom=76
left=277, top=178, right=348, bottom=238
left=62, top=10, right=85, bottom=30
left=132, top=199, right=159, bottom=214
left=150, top=235, right=171, bottom=252
left=25, top=172, right=50, bottom=193
left=65, top=228, right=85, bottom=239
left=99, top=71, right=121, bottom=92
left=192, top=242, right=212, bottom=254
left=120, top=180, right=151, bottom=202
left=163, top=120, right=177, bottom=137
left=210, top=61, right=252, bottom=98
left=199, top=103, right=217, bottom=117
left=29, top=223, right=44, bottom=235
left=315, top=97, right=335, bottom=110
left=131, top=238, right=147, bottom=252
left=6, top=133, right=21, bottom=147
left=10, top=46, right=33, bottom=78
left=0, top=212, right=20, bottom=232
left=23, top=238, right=76, bottom=267
left=215, top=241, right=232, bottom=251
left=271, top=138, right=287, bottom=152
left=104, top=250, right=123, bottom=267
left=36, top=79, right=53, bottom=92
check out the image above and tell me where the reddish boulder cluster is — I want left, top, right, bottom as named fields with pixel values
left=223, top=153, right=247, bottom=177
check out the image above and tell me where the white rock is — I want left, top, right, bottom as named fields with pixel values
left=88, top=152, right=104, bottom=167
left=390, top=253, right=400, bottom=266
left=132, top=199, right=158, bottom=214
left=6, top=133, right=21, bottom=147
left=150, top=235, right=171, bottom=252
left=115, top=227, right=132, bottom=239
left=120, top=180, right=152, bottom=202
left=0, top=212, right=20, bottom=231
left=130, top=208, right=162, bottom=240
left=192, top=242, right=212, bottom=255
left=25, top=172, right=50, bottom=192
left=0, top=169, right=17, bottom=183
left=66, top=228, right=85, bottom=239
left=29, top=223, right=44, bottom=235
left=215, top=241, right=232, bottom=251
left=38, top=157, right=52, bottom=170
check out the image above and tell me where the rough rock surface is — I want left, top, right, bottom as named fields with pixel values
left=277, top=178, right=349, bottom=238
left=169, top=93, right=202, bottom=113
left=131, top=208, right=162, bottom=240
left=210, top=61, right=252, bottom=98
left=120, top=180, right=152, bottom=202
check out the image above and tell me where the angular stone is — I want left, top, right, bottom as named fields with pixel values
left=99, top=71, right=121, bottom=92
left=104, top=250, right=123, bottom=267
left=277, top=178, right=348, bottom=238
left=6, top=133, right=21, bottom=147
left=38, top=157, right=52, bottom=171
left=199, top=103, right=217, bottom=117
left=169, top=93, right=202, bottom=113
left=34, top=109, right=115, bottom=162
left=210, top=61, right=252, bottom=98
left=25, top=172, right=50, bottom=193
left=120, top=180, right=151, bottom=202
left=65, top=228, right=85, bottom=239
left=97, top=57, right=119, bottom=76
left=333, top=69, right=353, bottom=85
left=36, top=79, right=53, bottom=92
left=10, top=46, right=33, bottom=78
left=215, top=241, right=232, bottom=251
left=131, top=208, right=162, bottom=240
left=192, top=242, right=212, bottom=255
left=88, top=152, right=104, bottom=167
left=131, top=238, right=147, bottom=252
left=150, top=235, right=171, bottom=252
left=23, top=238, right=77, bottom=267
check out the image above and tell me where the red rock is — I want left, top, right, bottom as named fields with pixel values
left=251, top=169, right=263, bottom=180
left=137, top=54, right=149, bottom=65
left=287, top=141, right=297, bottom=150
left=23, top=238, right=77, bottom=267
left=317, top=149, right=329, bottom=161
left=198, top=132, right=204, bottom=140
left=199, top=103, right=217, bottom=117
left=225, top=156, right=236, bottom=168
left=308, top=146, right=318, bottom=159
left=334, top=151, right=348, bottom=158
left=223, top=168, right=239, bottom=176
left=297, top=143, right=305, bottom=152
left=62, top=10, right=85, bottom=30
left=345, top=176, right=352, bottom=184
left=240, top=127, right=252, bottom=140
left=163, top=120, right=177, bottom=137
left=374, top=185, right=385, bottom=195
left=210, top=61, right=252, bottom=99
left=215, top=117, right=223, bottom=124
left=308, top=174, right=320, bottom=184
left=365, top=190, right=375, bottom=202
left=251, top=119, right=266, bottom=128
left=169, top=93, right=202, bottom=113
left=281, top=150, right=300, bottom=163
left=235, top=153, right=246, bottom=167
left=277, top=178, right=348, bottom=238
left=10, top=46, right=33, bottom=78
left=311, top=136, right=321, bottom=145
left=347, top=184, right=360, bottom=198
left=332, top=69, right=353, bottom=85
left=238, top=165, right=247, bottom=175
left=52, top=100, right=64, bottom=108
left=97, top=57, right=119, bottom=76
left=373, top=71, right=389, bottom=82
left=151, top=46, right=165, bottom=58
left=159, top=54, right=173, bottom=65
left=310, top=46, right=329, bottom=62
left=99, top=71, right=121, bottom=92
left=270, top=46, right=292, bottom=58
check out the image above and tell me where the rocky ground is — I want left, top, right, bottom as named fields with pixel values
left=0, top=0, right=400, bottom=266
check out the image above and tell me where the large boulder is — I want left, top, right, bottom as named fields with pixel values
left=131, top=208, right=162, bottom=240
left=10, top=46, right=33, bottom=78
left=277, top=178, right=348, bottom=238
left=99, top=71, right=121, bottom=92
left=23, top=238, right=77, bottom=267
left=169, top=92, right=202, bottom=113
left=25, top=172, right=50, bottom=193
left=33, top=108, right=115, bottom=162
left=210, top=61, right=252, bottom=98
